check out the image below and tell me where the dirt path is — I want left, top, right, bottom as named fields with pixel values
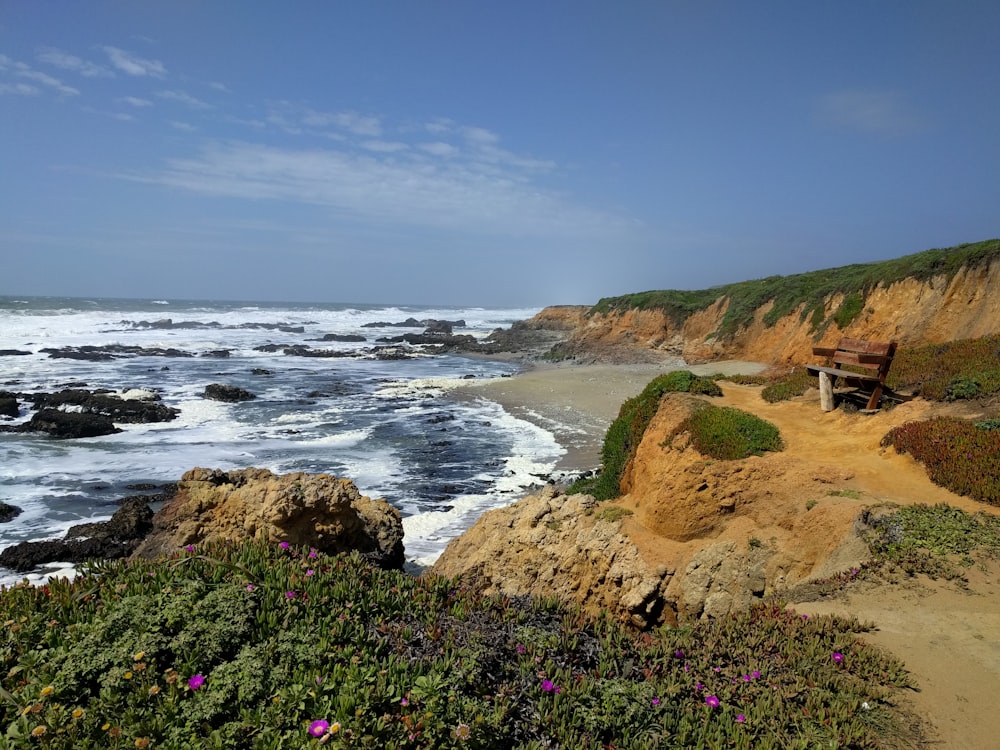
left=716, top=384, right=1000, bottom=749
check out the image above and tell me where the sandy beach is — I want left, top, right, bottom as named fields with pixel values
left=452, top=360, right=770, bottom=471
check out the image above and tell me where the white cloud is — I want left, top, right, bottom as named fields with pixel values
left=119, top=96, right=153, bottom=107
left=16, top=66, right=79, bottom=95
left=102, top=46, right=166, bottom=77
left=302, top=109, right=382, bottom=137
left=463, top=126, right=499, bottom=146
left=157, top=89, right=210, bottom=109
left=817, top=89, right=924, bottom=136
left=84, top=107, right=135, bottom=122
left=420, top=142, right=459, bottom=158
left=0, top=82, right=39, bottom=96
left=36, top=47, right=112, bottom=77
left=134, top=141, right=634, bottom=240
left=361, top=140, right=409, bottom=153
left=170, top=121, right=197, bottom=132
left=425, top=118, right=455, bottom=135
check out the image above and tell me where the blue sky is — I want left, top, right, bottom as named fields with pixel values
left=1, top=2, right=997, bottom=306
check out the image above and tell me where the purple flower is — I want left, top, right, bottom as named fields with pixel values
left=695, top=682, right=703, bottom=693
left=516, top=644, right=526, bottom=655
left=279, top=541, right=290, bottom=550
left=305, top=569, right=315, bottom=577
left=742, top=674, right=752, bottom=682
left=674, top=649, right=685, bottom=659
left=400, top=697, right=409, bottom=706
left=713, top=666, right=722, bottom=673
left=308, top=548, right=318, bottom=558
left=246, top=584, right=255, bottom=592
left=285, top=590, right=297, bottom=600
left=752, top=670, right=760, bottom=679
left=736, top=714, right=746, bottom=723
left=541, top=679, right=561, bottom=693
left=832, top=652, right=844, bottom=664
left=651, top=697, right=660, bottom=706
left=185, top=544, right=195, bottom=553
left=705, top=695, right=720, bottom=708
left=802, top=614, right=809, bottom=620
left=308, top=719, right=329, bottom=737
left=188, top=674, right=205, bottom=691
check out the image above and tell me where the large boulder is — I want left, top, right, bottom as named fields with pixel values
left=432, top=485, right=672, bottom=629
left=131, top=468, right=405, bottom=569
left=0, top=391, right=18, bottom=418
left=29, top=389, right=179, bottom=423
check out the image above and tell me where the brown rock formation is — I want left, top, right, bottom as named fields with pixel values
left=431, top=485, right=671, bottom=629
left=132, top=468, right=404, bottom=568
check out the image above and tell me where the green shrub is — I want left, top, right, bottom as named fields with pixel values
left=888, top=335, right=1000, bottom=401
left=833, top=291, right=864, bottom=329
left=760, top=370, right=815, bottom=403
left=569, top=371, right=720, bottom=500
left=882, top=418, right=1000, bottom=505
left=0, top=540, right=918, bottom=749
left=595, top=506, right=633, bottom=523
left=681, top=404, right=784, bottom=460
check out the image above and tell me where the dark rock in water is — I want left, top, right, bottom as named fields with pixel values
left=372, top=347, right=412, bottom=360
left=28, top=389, right=179, bottom=424
left=0, top=501, right=22, bottom=523
left=65, top=497, right=154, bottom=543
left=252, top=368, right=273, bottom=375
left=253, top=343, right=289, bottom=353
left=0, top=349, right=31, bottom=356
left=0, top=498, right=155, bottom=572
left=201, top=349, right=232, bottom=358
left=204, top=384, right=256, bottom=402
left=362, top=317, right=466, bottom=329
left=316, top=333, right=366, bottom=342
left=0, top=391, right=18, bottom=418
left=283, top=345, right=354, bottom=358
left=24, top=409, right=121, bottom=438
left=41, top=344, right=195, bottom=359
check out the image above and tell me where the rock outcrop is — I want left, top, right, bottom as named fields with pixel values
left=131, top=468, right=405, bottom=569
left=431, top=485, right=671, bottom=628
left=433, top=393, right=874, bottom=625
left=203, top=384, right=256, bottom=402
left=0, top=498, right=154, bottom=572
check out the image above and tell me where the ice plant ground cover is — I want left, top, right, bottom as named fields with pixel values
left=0, top=541, right=917, bottom=749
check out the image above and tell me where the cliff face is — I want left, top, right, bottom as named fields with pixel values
left=555, top=258, right=1000, bottom=364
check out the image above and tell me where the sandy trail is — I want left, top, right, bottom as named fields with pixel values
left=461, top=364, right=1000, bottom=748
left=718, top=383, right=1000, bottom=749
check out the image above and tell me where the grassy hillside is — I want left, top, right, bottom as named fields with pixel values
left=590, top=239, right=1000, bottom=339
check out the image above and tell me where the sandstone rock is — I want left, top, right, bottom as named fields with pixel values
left=432, top=486, right=673, bottom=628
left=131, top=468, right=404, bottom=569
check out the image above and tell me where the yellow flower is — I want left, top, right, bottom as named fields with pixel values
left=124, top=671, right=133, bottom=680
left=31, top=726, right=46, bottom=737
left=134, top=738, right=150, bottom=748
left=102, top=723, right=111, bottom=731
left=72, top=708, right=85, bottom=719
left=148, top=686, right=161, bottom=696
left=133, top=652, right=145, bottom=661
left=40, top=685, right=55, bottom=697
left=330, top=722, right=341, bottom=735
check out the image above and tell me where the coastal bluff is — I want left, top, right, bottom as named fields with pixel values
left=538, top=246, right=1000, bottom=364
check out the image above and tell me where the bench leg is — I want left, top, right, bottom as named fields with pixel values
left=865, top=384, right=883, bottom=411
left=819, top=372, right=835, bottom=411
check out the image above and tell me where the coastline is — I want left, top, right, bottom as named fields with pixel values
left=451, top=360, right=770, bottom=472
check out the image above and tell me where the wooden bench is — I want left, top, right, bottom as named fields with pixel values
left=806, top=337, right=897, bottom=412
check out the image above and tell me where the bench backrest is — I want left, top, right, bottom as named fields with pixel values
left=828, top=338, right=896, bottom=378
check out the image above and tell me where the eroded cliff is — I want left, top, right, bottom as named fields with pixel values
left=550, top=254, right=1000, bottom=365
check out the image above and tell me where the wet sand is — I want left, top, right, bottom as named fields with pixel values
left=452, top=360, right=769, bottom=470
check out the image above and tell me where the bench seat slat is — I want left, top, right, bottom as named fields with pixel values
left=805, top=365, right=880, bottom=382
left=831, top=352, right=883, bottom=369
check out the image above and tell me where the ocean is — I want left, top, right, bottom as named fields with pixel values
left=0, top=296, right=566, bottom=584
